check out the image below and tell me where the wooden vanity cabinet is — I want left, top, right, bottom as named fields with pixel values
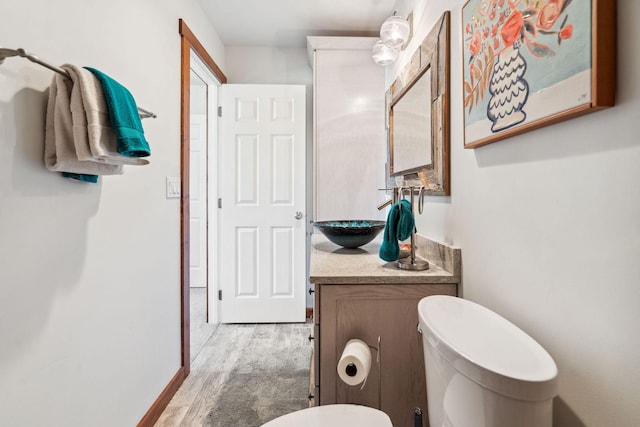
left=313, top=282, right=457, bottom=427
left=309, top=233, right=461, bottom=426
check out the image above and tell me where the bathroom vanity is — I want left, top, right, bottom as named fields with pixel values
left=309, top=233, right=461, bottom=427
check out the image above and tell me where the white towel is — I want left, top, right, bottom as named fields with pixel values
left=44, top=72, right=123, bottom=176
left=64, top=64, right=149, bottom=166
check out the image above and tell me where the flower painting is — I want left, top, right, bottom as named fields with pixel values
left=462, top=0, right=598, bottom=147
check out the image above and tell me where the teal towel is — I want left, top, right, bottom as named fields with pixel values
left=84, top=67, right=151, bottom=158
left=379, top=200, right=415, bottom=262
left=62, top=172, right=99, bottom=183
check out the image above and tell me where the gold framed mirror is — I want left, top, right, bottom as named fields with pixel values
left=388, top=11, right=450, bottom=196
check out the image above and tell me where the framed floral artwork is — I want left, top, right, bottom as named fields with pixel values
left=462, top=0, right=616, bottom=148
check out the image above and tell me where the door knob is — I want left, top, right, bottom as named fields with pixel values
left=295, top=211, right=303, bottom=220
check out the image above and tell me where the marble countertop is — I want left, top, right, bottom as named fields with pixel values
left=309, top=233, right=461, bottom=285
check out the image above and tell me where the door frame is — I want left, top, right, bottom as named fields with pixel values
left=179, top=19, right=227, bottom=375
left=189, top=52, right=220, bottom=325
left=137, top=20, right=227, bottom=426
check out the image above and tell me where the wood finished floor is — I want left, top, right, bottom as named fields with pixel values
left=154, top=324, right=258, bottom=426
left=189, top=288, right=217, bottom=363
left=154, top=294, right=313, bottom=427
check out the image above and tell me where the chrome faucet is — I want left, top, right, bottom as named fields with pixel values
left=377, top=199, right=393, bottom=210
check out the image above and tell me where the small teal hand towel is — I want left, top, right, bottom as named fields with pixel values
left=379, top=199, right=415, bottom=262
left=62, top=172, right=99, bottom=183
left=84, top=67, right=151, bottom=158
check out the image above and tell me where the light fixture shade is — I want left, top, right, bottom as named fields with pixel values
left=372, top=40, right=398, bottom=66
left=380, top=14, right=410, bottom=48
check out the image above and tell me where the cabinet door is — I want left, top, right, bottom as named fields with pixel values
left=319, top=284, right=457, bottom=427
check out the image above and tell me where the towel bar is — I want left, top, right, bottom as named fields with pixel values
left=0, top=47, right=156, bottom=119
left=393, top=185, right=429, bottom=271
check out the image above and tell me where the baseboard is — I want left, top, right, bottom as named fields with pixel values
left=137, top=367, right=186, bottom=427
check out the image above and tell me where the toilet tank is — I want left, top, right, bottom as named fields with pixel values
left=417, top=296, right=558, bottom=427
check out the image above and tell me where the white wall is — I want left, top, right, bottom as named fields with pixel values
left=225, top=46, right=311, bottom=85
left=0, top=1, right=225, bottom=425
left=390, top=0, right=640, bottom=425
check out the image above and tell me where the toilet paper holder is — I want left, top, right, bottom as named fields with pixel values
left=340, top=336, right=382, bottom=410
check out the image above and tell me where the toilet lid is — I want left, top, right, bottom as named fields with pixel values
left=261, top=404, right=392, bottom=427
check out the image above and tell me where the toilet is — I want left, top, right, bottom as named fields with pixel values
left=261, top=403, right=392, bottom=426
left=264, top=295, right=558, bottom=427
left=418, top=295, right=558, bottom=427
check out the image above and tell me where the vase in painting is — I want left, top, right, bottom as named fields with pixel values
left=487, top=44, right=529, bottom=132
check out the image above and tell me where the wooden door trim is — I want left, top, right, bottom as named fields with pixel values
left=137, top=19, right=227, bottom=427
left=136, top=368, right=186, bottom=426
left=178, top=19, right=227, bottom=376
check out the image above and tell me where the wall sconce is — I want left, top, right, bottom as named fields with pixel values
left=372, top=11, right=411, bottom=66
left=381, top=12, right=411, bottom=49
left=372, top=40, right=399, bottom=66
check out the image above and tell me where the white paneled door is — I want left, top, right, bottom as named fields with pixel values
left=189, top=113, right=207, bottom=288
left=219, top=84, right=306, bottom=323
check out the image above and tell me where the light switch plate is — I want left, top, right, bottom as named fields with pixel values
left=166, top=176, right=181, bottom=199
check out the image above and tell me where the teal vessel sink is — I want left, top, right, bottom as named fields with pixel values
left=314, top=220, right=385, bottom=249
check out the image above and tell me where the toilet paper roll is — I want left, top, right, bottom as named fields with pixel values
left=337, top=339, right=372, bottom=387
